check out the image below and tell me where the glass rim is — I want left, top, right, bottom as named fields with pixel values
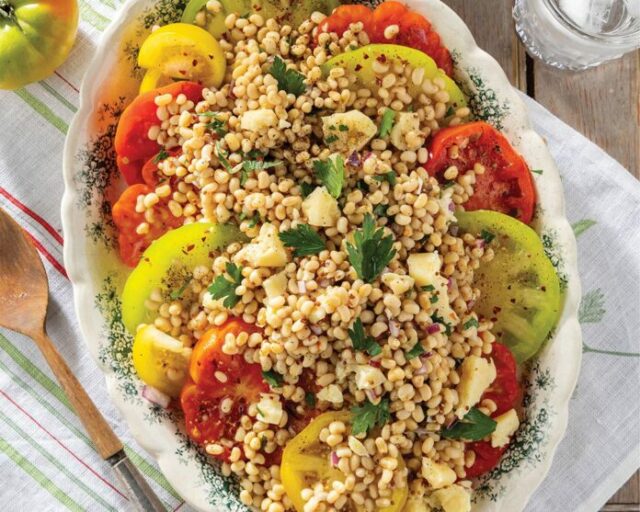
left=538, top=0, right=640, bottom=45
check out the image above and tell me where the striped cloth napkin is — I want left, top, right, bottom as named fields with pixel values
left=0, top=2, right=638, bottom=511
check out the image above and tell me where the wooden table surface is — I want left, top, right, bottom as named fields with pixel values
left=442, top=1, right=640, bottom=510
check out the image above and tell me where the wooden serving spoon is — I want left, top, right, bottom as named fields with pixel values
left=0, top=207, right=166, bottom=512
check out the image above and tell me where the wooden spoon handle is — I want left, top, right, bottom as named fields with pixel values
left=32, top=331, right=123, bottom=459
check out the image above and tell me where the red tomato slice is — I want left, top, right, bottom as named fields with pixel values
left=181, top=320, right=269, bottom=461
left=484, top=343, right=521, bottom=416
left=141, top=148, right=182, bottom=187
left=317, top=2, right=453, bottom=76
left=116, top=155, right=145, bottom=186
left=111, top=184, right=182, bottom=267
left=424, top=121, right=536, bottom=224
left=317, top=5, right=372, bottom=38
left=463, top=343, right=521, bottom=479
left=114, top=81, right=202, bottom=184
left=465, top=441, right=508, bottom=479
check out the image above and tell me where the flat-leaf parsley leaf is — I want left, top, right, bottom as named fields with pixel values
left=262, top=369, right=284, bottom=388
left=346, top=214, right=396, bottom=283
left=352, top=397, right=390, bottom=435
left=348, top=318, right=381, bottom=356
left=441, top=407, right=497, bottom=440
left=269, top=55, right=306, bottom=96
left=279, top=224, right=326, bottom=257
left=313, top=155, right=345, bottom=199
left=208, top=262, right=243, bottom=309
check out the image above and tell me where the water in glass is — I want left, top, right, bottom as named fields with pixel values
left=513, top=0, right=640, bottom=70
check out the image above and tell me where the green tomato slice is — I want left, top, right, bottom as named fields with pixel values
left=122, top=222, right=245, bottom=334
left=322, top=44, right=467, bottom=110
left=181, top=0, right=247, bottom=38
left=456, top=210, right=561, bottom=363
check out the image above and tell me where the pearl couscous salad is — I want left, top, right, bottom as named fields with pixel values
left=111, top=2, right=562, bottom=511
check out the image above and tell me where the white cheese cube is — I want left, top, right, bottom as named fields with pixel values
left=408, top=252, right=442, bottom=287
left=403, top=497, right=431, bottom=512
left=455, top=355, right=497, bottom=419
left=421, top=458, right=457, bottom=490
left=302, top=186, right=341, bottom=227
left=389, top=112, right=425, bottom=151
left=240, top=109, right=278, bottom=132
left=491, top=408, right=520, bottom=448
left=238, top=223, right=288, bottom=268
left=438, top=187, right=456, bottom=224
left=257, top=394, right=283, bottom=425
left=354, top=365, right=386, bottom=390
left=433, top=485, right=471, bottom=512
left=317, top=384, right=344, bottom=404
left=322, top=110, right=377, bottom=152
left=263, top=271, right=287, bottom=300
left=381, top=272, right=415, bottom=295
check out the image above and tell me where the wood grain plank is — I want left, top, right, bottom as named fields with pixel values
left=533, top=51, right=639, bottom=177
left=442, top=0, right=519, bottom=85
left=608, top=472, right=640, bottom=505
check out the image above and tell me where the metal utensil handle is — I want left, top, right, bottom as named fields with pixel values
left=110, top=451, right=166, bottom=511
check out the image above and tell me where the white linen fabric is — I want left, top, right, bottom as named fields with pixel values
left=0, top=3, right=638, bottom=510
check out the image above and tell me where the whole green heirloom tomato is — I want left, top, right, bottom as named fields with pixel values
left=0, top=0, right=78, bottom=90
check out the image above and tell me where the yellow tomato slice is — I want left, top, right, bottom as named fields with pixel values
left=138, top=68, right=175, bottom=94
left=132, top=324, right=192, bottom=397
left=281, top=411, right=408, bottom=512
left=137, top=23, right=226, bottom=88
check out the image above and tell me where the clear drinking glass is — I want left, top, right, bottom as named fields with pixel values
left=513, top=0, right=640, bottom=70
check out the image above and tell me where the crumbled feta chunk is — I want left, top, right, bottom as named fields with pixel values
left=257, top=394, right=283, bottom=425
left=322, top=110, right=377, bottom=152
left=408, top=252, right=442, bottom=287
left=381, top=272, right=415, bottom=295
left=302, top=186, right=341, bottom=227
left=389, top=112, right=425, bottom=151
left=317, top=384, right=344, bottom=404
left=237, top=223, right=288, bottom=268
left=455, top=355, right=497, bottom=419
left=491, top=408, right=520, bottom=448
left=263, top=271, right=287, bottom=300
left=432, top=485, right=471, bottom=512
left=354, top=365, right=386, bottom=390
left=421, top=458, right=457, bottom=490
left=240, top=109, right=278, bottom=132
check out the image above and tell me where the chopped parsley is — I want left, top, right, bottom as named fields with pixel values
left=305, top=392, right=316, bottom=408
left=378, top=108, right=396, bottom=138
left=355, top=179, right=369, bottom=192
left=463, top=317, right=479, bottom=330
left=153, top=149, right=169, bottom=164
left=431, top=313, right=453, bottom=335
left=300, top=182, right=315, bottom=198
left=445, top=105, right=455, bottom=117
left=373, top=171, right=397, bottom=186
left=200, top=112, right=228, bottom=137
left=351, top=397, right=390, bottom=436
left=324, top=134, right=339, bottom=144
left=262, top=369, right=284, bottom=388
left=239, top=211, right=261, bottom=228
left=346, top=214, right=396, bottom=283
left=313, top=155, right=345, bottom=199
left=406, top=342, right=426, bottom=360
left=429, top=294, right=439, bottom=304
left=215, top=142, right=232, bottom=172
left=170, top=277, right=192, bottom=300
left=234, top=159, right=282, bottom=186
left=268, top=55, right=306, bottom=96
left=480, top=229, right=495, bottom=244
left=279, top=224, right=326, bottom=257
left=348, top=318, right=382, bottom=357
left=531, top=169, right=544, bottom=175
left=421, top=284, right=435, bottom=292
left=338, top=124, right=348, bottom=132
left=208, top=262, right=243, bottom=309
left=441, top=407, right=497, bottom=441
left=373, top=203, right=389, bottom=217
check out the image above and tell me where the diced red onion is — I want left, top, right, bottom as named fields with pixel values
left=365, top=389, right=379, bottom=402
left=297, top=280, right=307, bottom=294
left=467, top=299, right=476, bottom=309
left=427, top=323, right=440, bottom=334
left=310, top=325, right=323, bottom=335
left=389, top=321, right=400, bottom=337
left=331, top=451, right=339, bottom=467
left=416, top=178, right=424, bottom=195
left=449, top=224, right=459, bottom=236
left=347, top=151, right=361, bottom=168
left=414, top=363, right=429, bottom=376
left=475, top=239, right=485, bottom=248
left=448, top=202, right=456, bottom=212
left=142, top=385, right=170, bottom=409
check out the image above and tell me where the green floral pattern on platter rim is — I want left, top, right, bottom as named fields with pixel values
left=61, top=0, right=583, bottom=510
